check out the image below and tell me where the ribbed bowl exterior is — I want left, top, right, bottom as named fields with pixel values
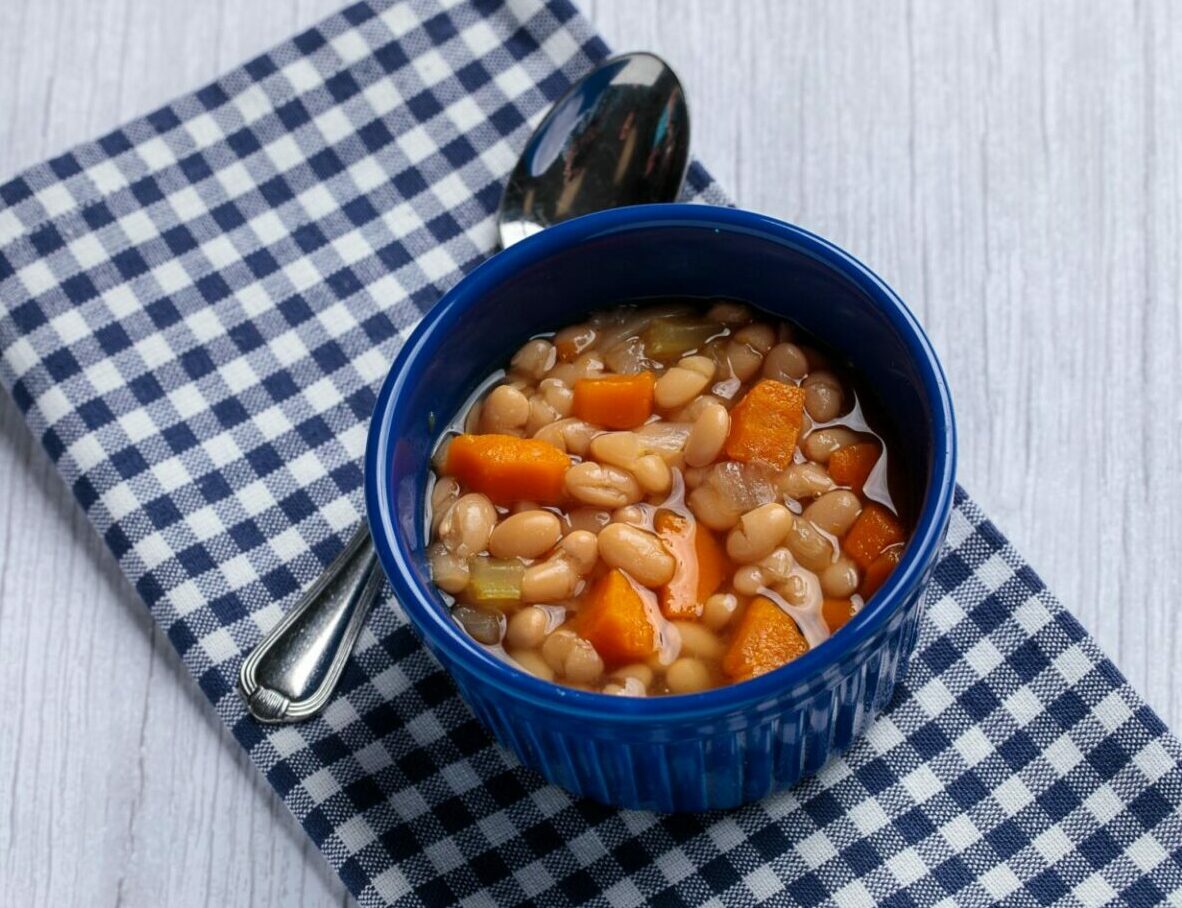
left=434, top=574, right=931, bottom=812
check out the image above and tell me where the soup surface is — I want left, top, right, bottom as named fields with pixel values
left=426, top=302, right=910, bottom=696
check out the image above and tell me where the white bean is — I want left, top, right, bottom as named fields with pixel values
left=732, top=564, right=766, bottom=596
left=541, top=628, right=578, bottom=672
left=804, top=490, right=863, bottom=537
left=611, top=505, right=647, bottom=526
left=784, top=517, right=835, bottom=571
left=506, top=606, right=549, bottom=649
left=564, top=508, right=612, bottom=535
left=779, top=568, right=822, bottom=610
left=533, top=417, right=598, bottom=456
left=488, top=510, right=562, bottom=560
left=573, top=351, right=606, bottom=378
left=702, top=593, right=740, bottom=631
left=430, top=477, right=461, bottom=534
left=671, top=621, right=725, bottom=660
left=553, top=324, right=597, bottom=361
left=820, top=557, right=860, bottom=598
left=429, top=543, right=470, bottom=594
left=803, top=370, right=845, bottom=422
left=546, top=363, right=578, bottom=386
left=539, top=378, right=574, bottom=417
left=509, top=648, right=555, bottom=682
left=565, top=462, right=643, bottom=508
left=706, top=301, right=752, bottom=325
left=685, top=401, right=730, bottom=468
left=733, top=323, right=776, bottom=354
left=762, top=343, right=809, bottom=382
left=726, top=503, right=793, bottom=563
left=526, top=396, right=561, bottom=435
left=438, top=493, right=497, bottom=557
left=801, top=427, right=862, bottom=464
left=563, top=636, right=604, bottom=683
left=688, top=485, right=743, bottom=532
left=522, top=557, right=579, bottom=603
left=725, top=339, right=764, bottom=382
left=481, top=384, right=530, bottom=433
left=653, top=355, right=715, bottom=410
left=511, top=338, right=556, bottom=380
left=597, top=523, right=675, bottom=587
left=759, top=547, right=796, bottom=584
left=611, top=663, right=655, bottom=687
left=673, top=393, right=729, bottom=423
left=588, top=431, right=643, bottom=469
left=778, top=462, right=835, bottom=500
left=558, top=530, right=599, bottom=574
left=666, top=657, right=711, bottom=693
left=604, top=677, right=646, bottom=696
left=632, top=454, right=672, bottom=495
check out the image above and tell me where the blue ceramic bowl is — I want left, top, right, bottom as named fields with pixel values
left=365, top=204, right=956, bottom=812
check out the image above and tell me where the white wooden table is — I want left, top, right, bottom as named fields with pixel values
left=2, top=1, right=1179, bottom=904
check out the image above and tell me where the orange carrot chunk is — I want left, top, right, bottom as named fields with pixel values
left=724, top=379, right=807, bottom=470
left=822, top=598, right=856, bottom=633
left=721, top=596, right=809, bottom=680
left=577, top=569, right=658, bottom=665
left=844, top=503, right=906, bottom=570
left=655, top=511, right=730, bottom=619
left=828, top=441, right=881, bottom=496
left=572, top=371, right=656, bottom=429
left=859, top=545, right=903, bottom=599
left=443, top=433, right=570, bottom=505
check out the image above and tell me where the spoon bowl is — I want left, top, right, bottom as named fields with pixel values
left=497, top=52, right=689, bottom=247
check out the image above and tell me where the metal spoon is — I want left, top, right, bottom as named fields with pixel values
left=238, top=52, right=689, bottom=723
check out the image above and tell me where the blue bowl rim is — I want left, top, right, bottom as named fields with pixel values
left=365, top=203, right=957, bottom=725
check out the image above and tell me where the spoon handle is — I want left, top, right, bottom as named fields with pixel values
left=238, top=524, right=381, bottom=723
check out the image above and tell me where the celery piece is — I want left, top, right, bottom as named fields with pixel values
left=467, top=556, right=524, bottom=605
left=642, top=318, right=722, bottom=360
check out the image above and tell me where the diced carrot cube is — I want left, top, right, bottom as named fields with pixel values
left=577, top=569, right=659, bottom=665
left=843, top=503, right=906, bottom=570
left=859, top=545, right=903, bottom=599
left=572, top=371, right=656, bottom=429
left=654, top=511, right=730, bottom=619
left=828, top=442, right=881, bottom=496
left=443, top=433, right=570, bottom=505
left=721, top=596, right=809, bottom=680
left=724, top=379, right=806, bottom=470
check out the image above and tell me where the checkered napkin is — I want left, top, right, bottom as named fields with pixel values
left=2, top=1, right=1181, bottom=905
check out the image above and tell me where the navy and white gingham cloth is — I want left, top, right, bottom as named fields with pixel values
left=2, top=1, right=1181, bottom=905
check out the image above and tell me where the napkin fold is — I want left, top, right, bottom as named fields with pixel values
left=1, top=1, right=1180, bottom=905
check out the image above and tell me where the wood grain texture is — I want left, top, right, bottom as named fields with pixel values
left=1, top=1, right=1179, bottom=905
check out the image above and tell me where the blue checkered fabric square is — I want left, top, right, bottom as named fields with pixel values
left=2, top=1, right=1181, bottom=905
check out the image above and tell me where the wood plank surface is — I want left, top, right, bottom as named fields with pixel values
left=1, top=1, right=1179, bottom=904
